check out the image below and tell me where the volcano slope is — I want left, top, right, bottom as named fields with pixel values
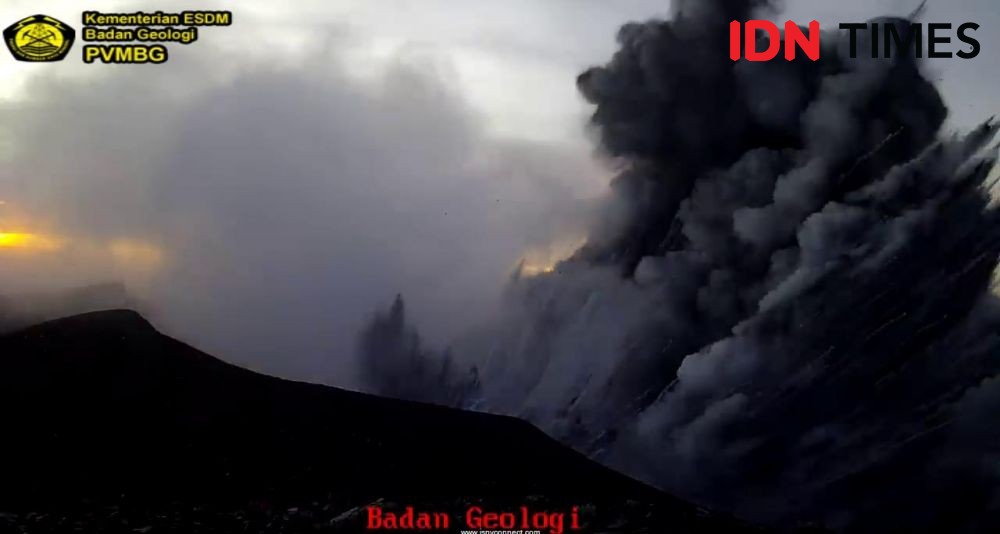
left=0, top=310, right=750, bottom=533
left=355, top=2, right=1000, bottom=529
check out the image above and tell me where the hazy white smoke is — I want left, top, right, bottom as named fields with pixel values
left=0, top=32, right=601, bottom=382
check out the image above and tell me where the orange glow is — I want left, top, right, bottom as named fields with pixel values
left=521, top=262, right=557, bottom=276
left=0, top=232, right=64, bottom=251
left=109, top=239, right=166, bottom=271
left=517, top=236, right=586, bottom=277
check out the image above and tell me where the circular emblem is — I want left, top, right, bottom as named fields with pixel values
left=4, top=15, right=76, bottom=62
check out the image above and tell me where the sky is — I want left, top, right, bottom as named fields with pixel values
left=0, top=0, right=996, bottom=385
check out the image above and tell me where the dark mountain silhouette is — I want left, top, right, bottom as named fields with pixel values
left=0, top=282, right=132, bottom=334
left=0, top=310, right=753, bottom=533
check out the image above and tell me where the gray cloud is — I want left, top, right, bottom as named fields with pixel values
left=4, top=0, right=1000, bottom=528
left=0, top=33, right=600, bottom=383
left=357, top=1, right=1000, bottom=529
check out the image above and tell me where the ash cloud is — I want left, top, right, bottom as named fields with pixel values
left=0, top=33, right=597, bottom=382
left=361, top=1, right=1000, bottom=528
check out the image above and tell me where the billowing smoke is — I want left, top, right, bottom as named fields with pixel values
left=0, top=31, right=600, bottom=382
left=359, top=0, right=1000, bottom=528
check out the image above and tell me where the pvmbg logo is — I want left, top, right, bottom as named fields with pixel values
left=4, top=15, right=76, bottom=62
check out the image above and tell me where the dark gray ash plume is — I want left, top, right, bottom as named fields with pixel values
left=358, top=294, right=478, bottom=406
left=359, top=0, right=1000, bottom=528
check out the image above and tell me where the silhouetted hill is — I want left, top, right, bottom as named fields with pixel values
left=0, top=310, right=752, bottom=532
left=0, top=282, right=131, bottom=334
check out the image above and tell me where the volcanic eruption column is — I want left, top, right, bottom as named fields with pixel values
left=360, top=0, right=1000, bottom=528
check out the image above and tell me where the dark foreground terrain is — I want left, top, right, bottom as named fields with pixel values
left=0, top=310, right=751, bottom=533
